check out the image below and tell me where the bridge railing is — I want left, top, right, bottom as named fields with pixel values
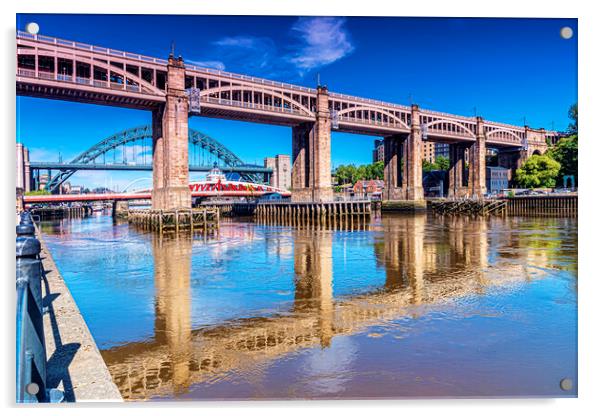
left=17, top=31, right=169, bottom=66
left=185, top=66, right=317, bottom=95
left=336, top=114, right=406, bottom=129
left=200, top=95, right=311, bottom=117
left=17, top=66, right=152, bottom=95
left=15, top=212, right=63, bottom=403
left=329, top=92, right=411, bottom=111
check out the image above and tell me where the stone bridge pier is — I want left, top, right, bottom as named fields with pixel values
left=151, top=54, right=192, bottom=210
left=383, top=105, right=424, bottom=201
left=291, top=86, right=333, bottom=202
left=447, top=117, right=487, bottom=199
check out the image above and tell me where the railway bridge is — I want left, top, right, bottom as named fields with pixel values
left=17, top=31, right=557, bottom=207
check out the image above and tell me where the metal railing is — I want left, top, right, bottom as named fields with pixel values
left=17, top=30, right=168, bottom=66
left=17, top=68, right=151, bottom=95
left=185, top=65, right=317, bottom=95
left=337, top=114, right=406, bottom=129
left=330, top=91, right=411, bottom=111
left=199, top=95, right=312, bottom=117
left=16, top=212, right=63, bottom=403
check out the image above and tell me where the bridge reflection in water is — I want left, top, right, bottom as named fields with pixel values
left=99, top=214, right=537, bottom=400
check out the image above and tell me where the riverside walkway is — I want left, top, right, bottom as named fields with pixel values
left=37, top=231, right=122, bottom=401
left=16, top=214, right=123, bottom=403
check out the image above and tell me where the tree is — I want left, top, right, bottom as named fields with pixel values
left=434, top=156, right=450, bottom=171
left=422, top=156, right=449, bottom=172
left=568, top=103, right=578, bottom=135
left=334, top=164, right=355, bottom=185
left=422, top=159, right=436, bottom=172
left=25, top=189, right=50, bottom=196
left=370, top=161, right=384, bottom=179
left=515, top=155, right=561, bottom=188
left=547, top=135, right=578, bottom=184
left=334, top=161, right=384, bottom=185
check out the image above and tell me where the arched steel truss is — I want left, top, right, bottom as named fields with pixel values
left=46, top=125, right=260, bottom=192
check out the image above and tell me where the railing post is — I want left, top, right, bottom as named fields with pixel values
left=16, top=217, right=46, bottom=403
left=16, top=213, right=63, bottom=403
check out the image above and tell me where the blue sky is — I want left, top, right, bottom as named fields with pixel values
left=16, top=15, right=577, bottom=190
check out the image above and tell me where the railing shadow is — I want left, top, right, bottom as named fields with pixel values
left=41, top=263, right=79, bottom=402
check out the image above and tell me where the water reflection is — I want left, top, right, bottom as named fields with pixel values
left=40, top=213, right=576, bottom=400
left=152, top=235, right=193, bottom=396
left=293, top=229, right=334, bottom=347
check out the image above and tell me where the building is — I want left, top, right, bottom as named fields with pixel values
left=373, top=139, right=439, bottom=164
left=70, top=185, right=83, bottom=194
left=61, top=181, right=72, bottom=194
left=423, top=170, right=447, bottom=197
left=423, top=141, right=435, bottom=163
left=352, top=179, right=385, bottom=198
left=372, top=139, right=384, bottom=163
left=486, top=167, right=509, bottom=194
left=264, top=154, right=291, bottom=190
left=434, top=143, right=449, bottom=160
left=16, top=143, right=31, bottom=192
left=38, top=173, right=50, bottom=191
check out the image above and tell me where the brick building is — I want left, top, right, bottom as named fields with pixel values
left=264, top=154, right=291, bottom=190
left=353, top=179, right=385, bottom=198
left=373, top=139, right=439, bottom=163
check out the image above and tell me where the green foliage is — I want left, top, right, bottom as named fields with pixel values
left=334, top=161, right=384, bottom=185
left=515, top=155, right=561, bottom=188
left=546, top=135, right=578, bottom=184
left=25, top=189, right=51, bottom=196
left=434, top=155, right=450, bottom=171
left=568, top=103, right=578, bottom=135
left=422, top=156, right=450, bottom=172
left=422, top=159, right=436, bottom=172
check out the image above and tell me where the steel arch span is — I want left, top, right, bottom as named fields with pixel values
left=46, top=125, right=261, bottom=192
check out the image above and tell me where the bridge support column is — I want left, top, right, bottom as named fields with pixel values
left=113, top=200, right=129, bottom=219
left=401, top=105, right=423, bottom=201
left=448, top=143, right=469, bottom=198
left=291, top=86, right=332, bottom=202
left=468, top=117, right=487, bottom=198
left=151, top=54, right=191, bottom=210
left=383, top=134, right=404, bottom=200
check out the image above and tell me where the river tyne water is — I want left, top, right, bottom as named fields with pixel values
left=39, top=212, right=577, bottom=400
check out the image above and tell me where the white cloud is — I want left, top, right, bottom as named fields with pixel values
left=213, top=36, right=278, bottom=72
left=214, top=36, right=268, bottom=49
left=195, top=18, right=354, bottom=80
left=287, top=17, right=355, bottom=73
left=187, top=60, right=226, bottom=71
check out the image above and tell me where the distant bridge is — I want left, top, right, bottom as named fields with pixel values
left=23, top=178, right=290, bottom=204
left=30, top=162, right=270, bottom=173
left=28, top=125, right=271, bottom=193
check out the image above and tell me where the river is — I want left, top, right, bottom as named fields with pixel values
left=39, top=212, right=577, bottom=400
